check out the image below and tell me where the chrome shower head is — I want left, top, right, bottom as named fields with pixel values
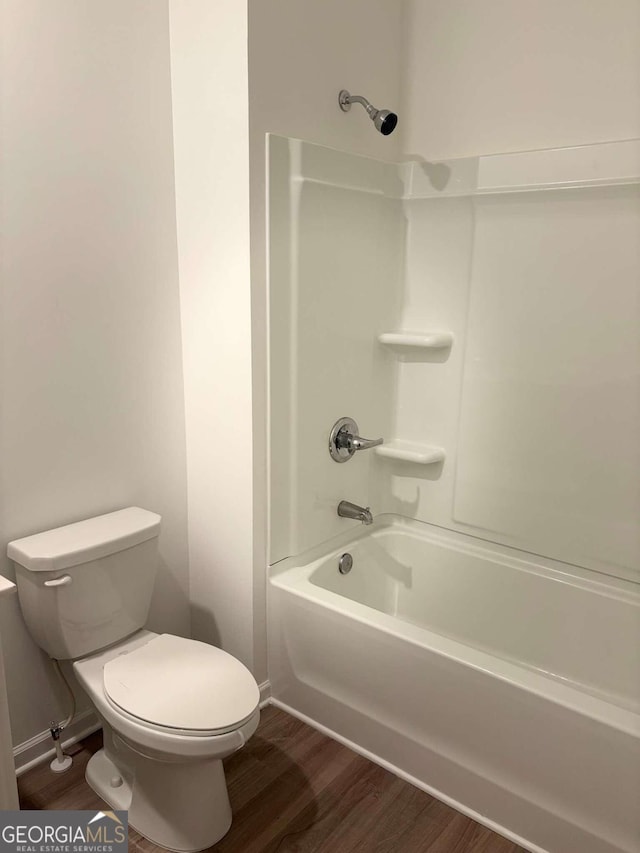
left=338, top=90, right=398, bottom=136
left=372, top=109, right=398, bottom=136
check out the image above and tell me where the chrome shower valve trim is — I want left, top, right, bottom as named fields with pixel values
left=329, top=417, right=383, bottom=463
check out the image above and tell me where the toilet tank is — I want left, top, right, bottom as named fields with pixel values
left=8, top=507, right=161, bottom=660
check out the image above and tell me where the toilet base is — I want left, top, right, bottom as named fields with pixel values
left=86, top=748, right=132, bottom=812
left=86, top=743, right=232, bottom=852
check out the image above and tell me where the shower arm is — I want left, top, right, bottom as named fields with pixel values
left=338, top=92, right=379, bottom=118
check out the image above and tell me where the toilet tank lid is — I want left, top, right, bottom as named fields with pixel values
left=7, top=507, right=161, bottom=572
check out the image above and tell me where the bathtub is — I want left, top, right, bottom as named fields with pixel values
left=268, top=515, right=640, bottom=853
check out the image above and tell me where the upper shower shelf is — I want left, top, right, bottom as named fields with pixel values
left=378, top=331, right=453, bottom=350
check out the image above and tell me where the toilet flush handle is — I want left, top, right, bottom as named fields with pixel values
left=44, top=575, right=73, bottom=588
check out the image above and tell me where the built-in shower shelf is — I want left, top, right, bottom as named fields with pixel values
left=378, top=331, right=454, bottom=349
left=375, top=441, right=445, bottom=465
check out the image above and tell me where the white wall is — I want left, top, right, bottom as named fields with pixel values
left=249, top=0, right=404, bottom=165
left=169, top=1, right=256, bottom=673
left=402, top=0, right=640, bottom=160
left=0, top=0, right=190, bottom=746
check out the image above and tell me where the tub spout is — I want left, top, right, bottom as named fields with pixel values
left=337, top=501, right=373, bottom=525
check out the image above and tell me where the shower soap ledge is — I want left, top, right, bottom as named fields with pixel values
left=375, top=441, right=445, bottom=465
left=378, top=331, right=453, bottom=349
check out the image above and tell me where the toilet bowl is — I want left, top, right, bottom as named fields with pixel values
left=7, top=507, right=259, bottom=852
left=73, top=630, right=260, bottom=852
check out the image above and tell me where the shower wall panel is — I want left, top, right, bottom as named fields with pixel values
left=269, top=136, right=405, bottom=562
left=386, top=179, right=640, bottom=581
left=454, top=187, right=640, bottom=579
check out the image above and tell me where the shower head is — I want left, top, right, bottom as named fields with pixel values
left=373, top=109, right=398, bottom=136
left=338, top=90, right=398, bottom=136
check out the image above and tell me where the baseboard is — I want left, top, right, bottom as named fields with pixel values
left=14, top=710, right=101, bottom=777
left=14, top=684, right=271, bottom=777
left=258, top=680, right=271, bottom=708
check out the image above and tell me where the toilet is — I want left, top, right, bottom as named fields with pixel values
left=8, top=507, right=260, bottom=852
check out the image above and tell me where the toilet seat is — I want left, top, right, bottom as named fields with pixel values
left=103, top=634, right=260, bottom=736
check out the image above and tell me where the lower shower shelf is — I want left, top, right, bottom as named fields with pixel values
left=378, top=331, right=454, bottom=349
left=375, top=441, right=445, bottom=465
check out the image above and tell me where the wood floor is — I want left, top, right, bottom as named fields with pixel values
left=18, top=706, right=526, bottom=853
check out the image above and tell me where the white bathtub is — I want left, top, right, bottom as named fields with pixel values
left=268, top=515, right=640, bottom=853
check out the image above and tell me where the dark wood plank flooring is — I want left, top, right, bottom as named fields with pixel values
left=18, top=705, right=526, bottom=853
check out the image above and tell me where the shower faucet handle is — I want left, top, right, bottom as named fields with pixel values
left=329, top=417, right=383, bottom=463
left=350, top=434, right=384, bottom=451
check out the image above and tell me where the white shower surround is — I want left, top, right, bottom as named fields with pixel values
left=268, top=135, right=640, bottom=853
left=268, top=135, right=640, bottom=581
left=269, top=517, right=640, bottom=853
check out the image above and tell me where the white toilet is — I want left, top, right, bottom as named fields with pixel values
left=8, top=507, right=260, bottom=852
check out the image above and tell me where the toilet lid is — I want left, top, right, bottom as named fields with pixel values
left=103, top=634, right=259, bottom=733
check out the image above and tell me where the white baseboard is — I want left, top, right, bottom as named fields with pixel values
left=14, top=683, right=271, bottom=778
left=14, top=710, right=101, bottom=777
left=258, top=680, right=271, bottom=708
